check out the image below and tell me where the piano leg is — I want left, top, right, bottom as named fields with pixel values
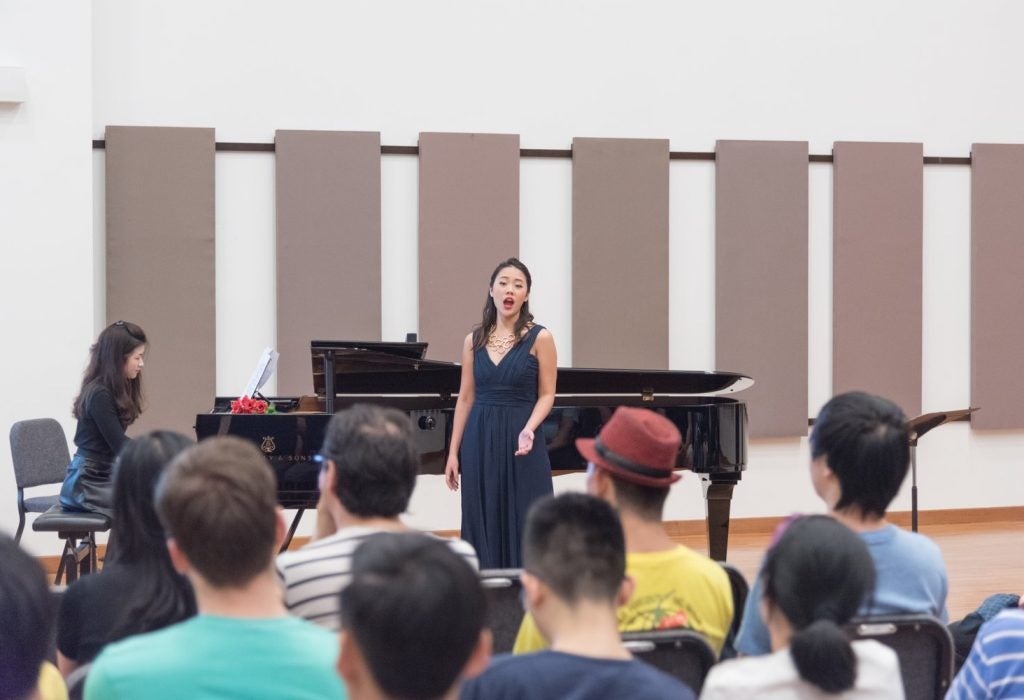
left=280, top=508, right=305, bottom=553
left=701, top=476, right=737, bottom=561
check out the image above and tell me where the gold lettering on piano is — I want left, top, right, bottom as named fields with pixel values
left=260, top=436, right=277, bottom=454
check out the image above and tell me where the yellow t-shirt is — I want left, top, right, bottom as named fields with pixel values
left=38, top=661, right=69, bottom=700
left=512, top=546, right=733, bottom=655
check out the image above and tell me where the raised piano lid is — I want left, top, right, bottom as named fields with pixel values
left=311, top=340, right=753, bottom=398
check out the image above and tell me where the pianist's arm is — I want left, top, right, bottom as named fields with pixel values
left=445, top=334, right=476, bottom=491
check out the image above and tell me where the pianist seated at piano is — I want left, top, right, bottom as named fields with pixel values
left=276, top=404, right=478, bottom=631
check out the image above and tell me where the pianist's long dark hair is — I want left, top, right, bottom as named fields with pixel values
left=101, top=431, right=196, bottom=646
left=72, top=320, right=147, bottom=427
left=471, top=257, right=535, bottom=351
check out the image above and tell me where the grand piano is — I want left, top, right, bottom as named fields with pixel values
left=195, top=340, right=752, bottom=560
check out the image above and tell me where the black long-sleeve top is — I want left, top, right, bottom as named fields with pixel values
left=73, top=384, right=129, bottom=464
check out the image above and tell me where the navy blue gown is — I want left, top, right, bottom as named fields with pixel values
left=460, top=324, right=554, bottom=569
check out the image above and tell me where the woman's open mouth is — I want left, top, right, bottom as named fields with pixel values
left=503, top=298, right=515, bottom=309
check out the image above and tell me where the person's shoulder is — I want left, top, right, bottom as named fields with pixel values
left=430, top=534, right=480, bottom=569
left=622, top=657, right=695, bottom=695
left=983, top=607, right=1024, bottom=636
left=702, top=651, right=792, bottom=695
left=882, top=526, right=946, bottom=565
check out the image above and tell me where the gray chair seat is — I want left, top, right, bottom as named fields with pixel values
left=23, top=493, right=62, bottom=514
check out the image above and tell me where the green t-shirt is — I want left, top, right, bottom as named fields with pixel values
left=85, top=614, right=345, bottom=700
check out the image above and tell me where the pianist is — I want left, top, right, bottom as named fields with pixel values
left=59, top=320, right=148, bottom=520
left=277, top=404, right=478, bottom=631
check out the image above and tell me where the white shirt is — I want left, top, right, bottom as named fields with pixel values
left=701, top=639, right=905, bottom=699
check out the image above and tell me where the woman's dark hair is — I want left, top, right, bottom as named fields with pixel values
left=104, top=431, right=196, bottom=642
left=471, top=257, right=534, bottom=351
left=761, top=515, right=875, bottom=694
left=73, top=320, right=147, bottom=426
left=0, top=535, right=53, bottom=700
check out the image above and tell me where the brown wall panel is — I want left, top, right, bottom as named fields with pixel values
left=418, top=133, right=520, bottom=362
left=971, top=144, right=1024, bottom=429
left=833, top=142, right=923, bottom=417
left=106, top=126, right=215, bottom=436
left=572, top=138, right=669, bottom=369
left=716, top=140, right=808, bottom=438
left=275, top=130, right=382, bottom=394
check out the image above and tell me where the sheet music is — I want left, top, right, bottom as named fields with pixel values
left=243, top=347, right=279, bottom=398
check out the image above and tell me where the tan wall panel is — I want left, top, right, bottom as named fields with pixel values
left=572, top=138, right=669, bottom=369
left=833, top=142, right=923, bottom=417
left=418, top=133, right=520, bottom=362
left=275, top=130, right=382, bottom=394
left=716, top=140, right=808, bottom=438
left=971, top=144, right=1024, bottom=429
left=106, top=126, right=215, bottom=436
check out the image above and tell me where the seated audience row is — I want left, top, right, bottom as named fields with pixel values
left=6, top=394, right=1018, bottom=699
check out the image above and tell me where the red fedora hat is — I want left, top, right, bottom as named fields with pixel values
left=576, top=407, right=683, bottom=488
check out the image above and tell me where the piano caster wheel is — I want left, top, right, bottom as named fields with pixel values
left=418, top=415, right=436, bottom=430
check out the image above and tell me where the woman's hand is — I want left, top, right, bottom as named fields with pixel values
left=445, top=454, right=460, bottom=491
left=515, top=428, right=535, bottom=456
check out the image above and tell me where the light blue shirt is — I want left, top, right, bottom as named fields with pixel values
left=85, top=614, right=345, bottom=700
left=947, top=609, right=1024, bottom=700
left=735, top=523, right=949, bottom=655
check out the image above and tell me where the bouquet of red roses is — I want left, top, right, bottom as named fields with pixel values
left=230, top=395, right=276, bottom=414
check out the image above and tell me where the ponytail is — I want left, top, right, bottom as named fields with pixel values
left=789, top=619, right=856, bottom=693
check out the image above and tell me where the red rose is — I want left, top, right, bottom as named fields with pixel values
left=254, top=400, right=268, bottom=414
left=230, top=400, right=241, bottom=413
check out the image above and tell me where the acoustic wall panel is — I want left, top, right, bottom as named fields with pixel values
left=716, top=140, right=808, bottom=438
left=418, top=133, right=520, bottom=362
left=106, top=126, right=215, bottom=436
left=275, top=130, right=382, bottom=394
left=833, top=142, right=923, bottom=417
left=572, top=138, right=669, bottom=369
left=971, top=144, right=1024, bottom=429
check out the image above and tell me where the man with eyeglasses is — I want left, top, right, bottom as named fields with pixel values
left=276, top=404, right=478, bottom=631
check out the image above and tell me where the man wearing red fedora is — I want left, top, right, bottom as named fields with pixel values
left=513, top=406, right=734, bottom=655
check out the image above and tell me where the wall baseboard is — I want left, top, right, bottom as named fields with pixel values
left=37, top=505, right=1023, bottom=576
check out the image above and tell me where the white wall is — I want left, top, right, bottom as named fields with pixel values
left=3, top=2, right=1023, bottom=551
left=0, top=1, right=95, bottom=553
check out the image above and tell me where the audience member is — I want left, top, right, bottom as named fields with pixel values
left=462, top=492, right=695, bottom=699
left=703, top=515, right=903, bottom=698
left=84, top=436, right=344, bottom=700
left=0, top=535, right=64, bottom=700
left=57, top=431, right=197, bottom=676
left=278, top=404, right=477, bottom=630
left=514, top=407, right=732, bottom=655
left=947, top=604, right=1024, bottom=699
left=735, top=391, right=949, bottom=655
left=338, top=533, right=491, bottom=700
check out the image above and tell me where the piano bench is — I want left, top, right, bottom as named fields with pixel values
left=32, top=506, right=110, bottom=585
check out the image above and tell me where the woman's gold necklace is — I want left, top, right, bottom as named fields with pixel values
left=486, top=330, right=517, bottom=356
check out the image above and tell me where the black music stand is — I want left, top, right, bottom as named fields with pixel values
left=906, top=408, right=977, bottom=532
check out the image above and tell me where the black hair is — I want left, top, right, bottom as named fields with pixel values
left=97, top=431, right=197, bottom=645
left=0, top=535, right=54, bottom=700
left=320, top=404, right=419, bottom=518
left=523, top=493, right=625, bottom=605
left=810, top=391, right=910, bottom=518
left=761, top=515, right=875, bottom=694
left=608, top=475, right=670, bottom=521
left=471, top=257, right=535, bottom=351
left=73, top=321, right=147, bottom=426
left=340, top=533, right=486, bottom=700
